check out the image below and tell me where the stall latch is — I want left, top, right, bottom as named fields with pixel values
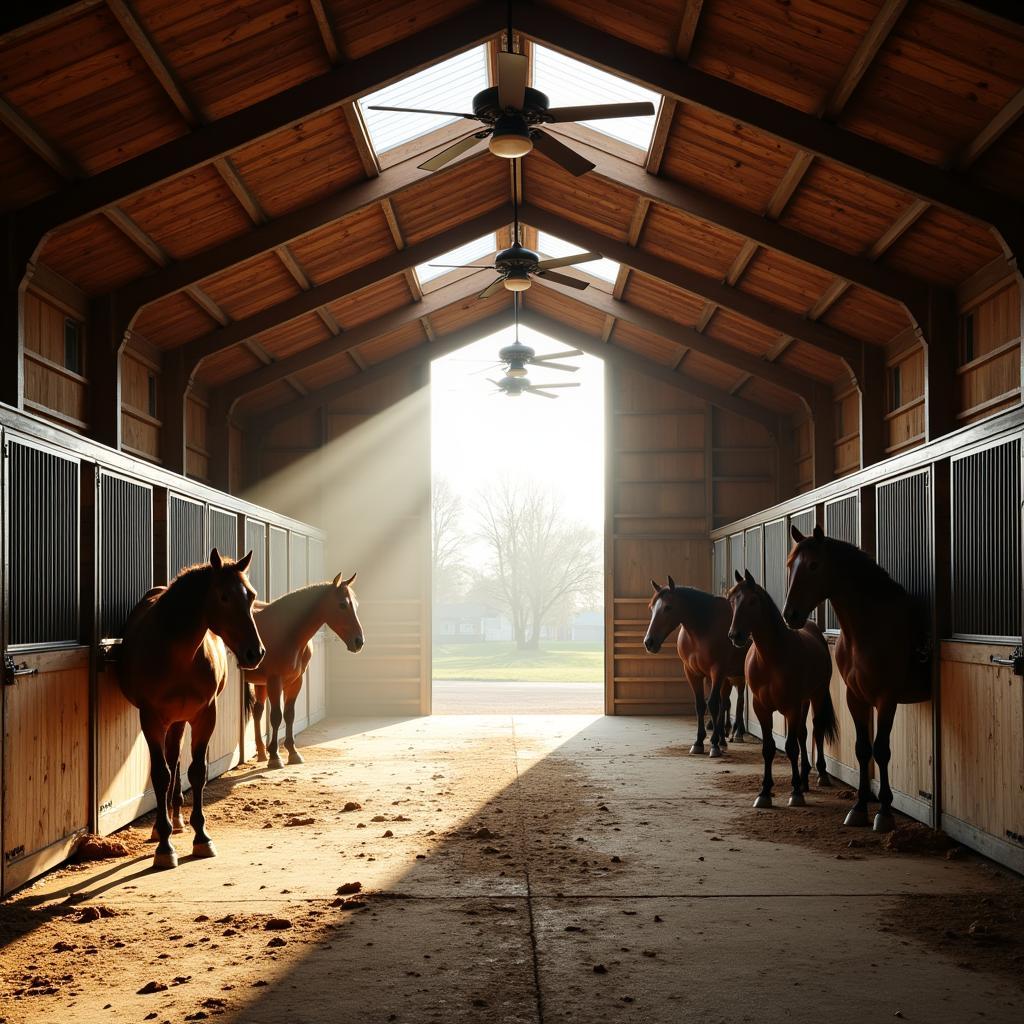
left=989, top=645, right=1024, bottom=676
left=3, top=654, right=37, bottom=685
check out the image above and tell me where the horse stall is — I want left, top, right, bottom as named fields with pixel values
left=713, top=409, right=1024, bottom=873
left=0, top=407, right=323, bottom=895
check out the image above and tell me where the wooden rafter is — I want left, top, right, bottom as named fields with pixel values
left=15, top=3, right=506, bottom=245
left=957, top=86, right=1024, bottom=170
left=0, top=96, right=80, bottom=178
left=674, top=0, right=705, bottom=60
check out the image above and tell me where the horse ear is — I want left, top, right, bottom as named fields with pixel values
left=745, top=569, right=755, bottom=583
left=343, top=572, right=357, bottom=587
left=734, top=570, right=743, bottom=584
left=790, top=525, right=805, bottom=544
left=332, top=571, right=343, bottom=587
left=236, top=550, right=253, bottom=573
left=667, top=574, right=676, bottom=590
left=210, top=547, right=222, bottom=570
left=813, top=524, right=825, bottom=541
left=651, top=579, right=661, bottom=593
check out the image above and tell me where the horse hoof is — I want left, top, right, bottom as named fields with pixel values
left=689, top=743, right=705, bottom=755
left=267, top=756, right=284, bottom=770
left=153, top=850, right=178, bottom=870
left=256, top=752, right=268, bottom=763
left=287, top=751, right=305, bottom=766
left=708, top=745, right=723, bottom=759
left=873, top=813, right=896, bottom=834
left=731, top=732, right=745, bottom=743
left=192, top=841, right=217, bottom=859
left=843, top=809, right=870, bottom=828
left=172, top=817, right=186, bottom=834
left=788, top=793, right=807, bottom=808
left=753, top=794, right=773, bottom=809
left=817, top=774, right=833, bottom=788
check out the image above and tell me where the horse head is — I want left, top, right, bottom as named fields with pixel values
left=726, top=569, right=761, bottom=648
left=783, top=524, right=828, bottom=629
left=324, top=571, right=365, bottom=653
left=206, top=548, right=265, bottom=669
left=643, top=575, right=679, bottom=654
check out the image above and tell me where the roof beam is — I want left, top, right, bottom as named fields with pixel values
left=15, top=2, right=504, bottom=248
left=520, top=308, right=781, bottom=434
left=542, top=131, right=930, bottom=313
left=957, top=86, right=1024, bottom=170
left=521, top=203, right=864, bottom=374
left=179, top=205, right=511, bottom=375
left=254, top=311, right=513, bottom=430
left=116, top=150, right=491, bottom=319
left=531, top=273, right=816, bottom=407
left=218, top=272, right=496, bottom=413
left=516, top=2, right=1020, bottom=247
left=673, top=0, right=705, bottom=59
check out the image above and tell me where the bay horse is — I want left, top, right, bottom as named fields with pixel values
left=644, top=577, right=747, bottom=756
left=118, top=549, right=265, bottom=869
left=247, top=573, right=364, bottom=769
left=783, top=525, right=931, bottom=832
left=727, top=569, right=838, bottom=808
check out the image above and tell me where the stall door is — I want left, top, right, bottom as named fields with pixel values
left=942, top=436, right=1023, bottom=872
left=2, top=438, right=88, bottom=893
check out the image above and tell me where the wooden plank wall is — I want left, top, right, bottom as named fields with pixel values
left=792, top=418, right=813, bottom=493
left=833, top=384, right=860, bottom=478
left=121, top=346, right=160, bottom=462
left=22, top=289, right=88, bottom=432
left=885, top=339, right=926, bottom=455
left=957, top=281, right=1022, bottom=425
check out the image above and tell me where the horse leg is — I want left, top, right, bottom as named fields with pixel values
left=165, top=721, right=187, bottom=834
left=141, top=712, right=177, bottom=869
left=844, top=691, right=873, bottom=827
left=689, top=674, right=707, bottom=755
left=784, top=710, right=806, bottom=807
left=266, top=677, right=285, bottom=770
left=811, top=693, right=832, bottom=787
left=252, top=689, right=268, bottom=761
left=718, top=687, right=730, bottom=749
left=188, top=702, right=218, bottom=858
left=707, top=676, right=724, bottom=758
left=872, top=702, right=898, bottom=833
left=797, top=701, right=812, bottom=793
left=732, top=681, right=747, bottom=741
left=283, top=687, right=304, bottom=765
left=753, top=700, right=775, bottom=808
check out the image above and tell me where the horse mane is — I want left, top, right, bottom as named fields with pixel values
left=727, top=577, right=787, bottom=631
left=266, top=580, right=357, bottom=612
left=791, top=536, right=907, bottom=600
left=666, top=586, right=720, bottom=631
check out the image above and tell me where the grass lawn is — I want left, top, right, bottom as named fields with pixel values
left=432, top=641, right=603, bottom=683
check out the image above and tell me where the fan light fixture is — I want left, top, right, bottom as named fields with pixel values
left=503, top=267, right=532, bottom=292
left=488, top=115, right=533, bottom=159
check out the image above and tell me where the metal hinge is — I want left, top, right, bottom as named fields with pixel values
left=3, top=654, right=37, bottom=685
left=990, top=645, right=1024, bottom=675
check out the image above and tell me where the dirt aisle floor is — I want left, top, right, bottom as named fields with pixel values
left=1, top=714, right=1021, bottom=1024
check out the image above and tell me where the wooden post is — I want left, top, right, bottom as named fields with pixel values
left=0, top=217, right=29, bottom=410
left=921, top=287, right=958, bottom=441
left=207, top=392, right=231, bottom=492
left=158, top=349, right=188, bottom=475
left=88, top=294, right=129, bottom=450
left=859, top=344, right=886, bottom=468
left=776, top=414, right=797, bottom=500
left=811, top=385, right=834, bottom=488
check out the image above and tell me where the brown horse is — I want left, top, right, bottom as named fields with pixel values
left=247, top=573, right=364, bottom=769
left=727, top=569, right=838, bottom=808
left=644, top=577, right=747, bottom=756
left=118, top=549, right=265, bottom=869
left=783, top=525, right=931, bottom=831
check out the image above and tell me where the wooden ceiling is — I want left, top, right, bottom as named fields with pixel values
left=2, top=0, right=1022, bottom=428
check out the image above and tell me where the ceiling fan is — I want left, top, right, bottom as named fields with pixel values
left=366, top=5, right=655, bottom=176
left=429, top=180, right=601, bottom=298
left=489, top=374, right=580, bottom=399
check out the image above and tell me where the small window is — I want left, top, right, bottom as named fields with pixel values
left=960, top=311, right=975, bottom=365
left=147, top=373, right=157, bottom=417
left=888, top=364, right=902, bottom=411
left=64, top=317, right=82, bottom=374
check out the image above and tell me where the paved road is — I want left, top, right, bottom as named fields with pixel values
left=432, top=679, right=603, bottom=714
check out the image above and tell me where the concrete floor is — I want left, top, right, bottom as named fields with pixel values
left=1, top=714, right=1021, bottom=1024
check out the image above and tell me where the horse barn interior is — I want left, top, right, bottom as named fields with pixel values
left=1, top=0, right=1024, bottom=1020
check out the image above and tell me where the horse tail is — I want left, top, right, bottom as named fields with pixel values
left=813, top=686, right=839, bottom=746
left=243, top=680, right=256, bottom=722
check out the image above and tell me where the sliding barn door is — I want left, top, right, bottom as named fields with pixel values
left=323, top=367, right=431, bottom=716
left=605, top=366, right=710, bottom=715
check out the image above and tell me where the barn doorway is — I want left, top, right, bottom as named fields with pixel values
left=430, top=322, right=605, bottom=715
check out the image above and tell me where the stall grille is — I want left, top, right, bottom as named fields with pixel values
left=99, top=472, right=153, bottom=638
left=168, top=494, right=205, bottom=578
left=763, top=517, right=788, bottom=609
left=824, top=494, right=859, bottom=632
left=244, top=519, right=267, bottom=600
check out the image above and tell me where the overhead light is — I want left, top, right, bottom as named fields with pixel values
left=507, top=364, right=528, bottom=378
left=489, top=115, right=533, bottom=159
left=503, top=268, right=531, bottom=292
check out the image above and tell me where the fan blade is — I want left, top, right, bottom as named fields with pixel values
left=497, top=51, right=529, bottom=111
left=427, top=263, right=496, bottom=269
left=531, top=130, right=595, bottom=176
left=537, top=269, right=590, bottom=290
left=536, top=252, right=602, bottom=271
left=526, top=387, right=558, bottom=399
left=478, top=277, right=507, bottom=299
left=532, top=349, right=584, bottom=361
left=545, top=102, right=656, bottom=123
left=486, top=379, right=504, bottom=388
left=367, top=105, right=481, bottom=119
left=419, top=133, right=486, bottom=172
left=528, top=360, right=577, bottom=372
left=531, top=382, right=581, bottom=389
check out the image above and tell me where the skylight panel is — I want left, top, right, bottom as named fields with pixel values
left=416, top=234, right=496, bottom=286
left=358, top=46, right=489, bottom=155
left=532, top=46, right=660, bottom=151
left=537, top=232, right=620, bottom=285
